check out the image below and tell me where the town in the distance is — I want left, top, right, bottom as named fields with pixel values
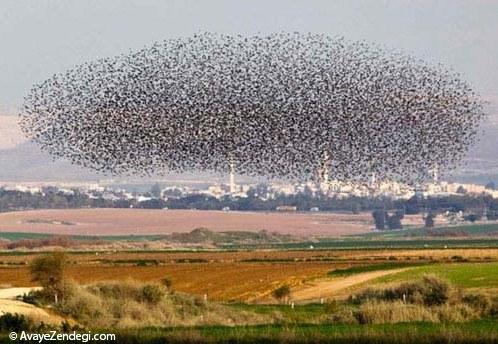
left=2, top=172, right=498, bottom=230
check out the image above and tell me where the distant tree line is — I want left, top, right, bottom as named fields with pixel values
left=0, top=189, right=108, bottom=212
left=2, top=187, right=498, bottom=223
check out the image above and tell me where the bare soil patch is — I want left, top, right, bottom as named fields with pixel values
left=0, top=209, right=373, bottom=236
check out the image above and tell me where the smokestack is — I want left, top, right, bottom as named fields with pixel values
left=370, top=172, right=376, bottom=188
left=432, top=164, right=439, bottom=184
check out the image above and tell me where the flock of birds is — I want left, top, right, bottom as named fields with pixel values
left=20, top=33, right=485, bottom=184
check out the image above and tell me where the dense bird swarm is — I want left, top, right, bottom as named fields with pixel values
left=20, top=33, right=485, bottom=184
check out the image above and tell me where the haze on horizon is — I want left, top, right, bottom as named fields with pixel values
left=0, top=0, right=497, bottom=182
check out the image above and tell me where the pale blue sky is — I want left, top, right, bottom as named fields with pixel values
left=1, top=0, right=498, bottom=109
left=0, top=0, right=497, bottom=180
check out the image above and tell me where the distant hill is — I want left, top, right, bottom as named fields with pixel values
left=0, top=141, right=224, bottom=184
left=0, top=142, right=104, bottom=181
left=451, top=119, right=498, bottom=183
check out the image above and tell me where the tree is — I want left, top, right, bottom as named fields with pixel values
left=30, top=252, right=67, bottom=303
left=485, top=181, right=496, bottom=190
left=150, top=183, right=162, bottom=199
left=386, top=210, right=404, bottom=230
left=404, top=196, right=421, bottom=214
left=351, top=202, right=361, bottom=214
left=246, top=187, right=257, bottom=199
left=136, top=198, right=167, bottom=209
left=424, top=212, right=436, bottom=228
left=372, top=210, right=386, bottom=230
left=464, top=213, right=478, bottom=223
left=272, top=284, right=291, bottom=303
left=487, top=210, right=498, bottom=221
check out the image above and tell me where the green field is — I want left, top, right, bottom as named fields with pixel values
left=230, top=303, right=330, bottom=324
left=229, top=238, right=498, bottom=250
left=371, top=262, right=498, bottom=289
left=9, top=321, right=491, bottom=344
left=3, top=224, right=498, bottom=251
left=358, top=223, right=498, bottom=239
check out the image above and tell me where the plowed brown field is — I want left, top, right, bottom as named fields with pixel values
left=0, top=262, right=340, bottom=301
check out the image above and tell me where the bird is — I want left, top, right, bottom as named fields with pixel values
left=19, top=32, right=485, bottom=186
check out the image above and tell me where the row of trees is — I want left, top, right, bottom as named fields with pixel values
left=371, top=210, right=404, bottom=230
left=371, top=209, right=438, bottom=231
left=3, top=188, right=498, bottom=218
left=0, top=189, right=114, bottom=212
left=371, top=196, right=495, bottom=231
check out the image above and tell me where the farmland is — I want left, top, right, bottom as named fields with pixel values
left=0, top=262, right=337, bottom=301
left=1, top=248, right=498, bottom=302
left=370, top=262, right=498, bottom=289
left=359, top=223, right=498, bottom=239
left=0, top=244, right=497, bottom=343
left=1, top=210, right=498, bottom=342
left=0, top=208, right=422, bottom=236
left=0, top=208, right=374, bottom=236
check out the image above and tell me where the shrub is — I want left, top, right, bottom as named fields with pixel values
left=490, top=300, right=498, bottom=318
left=141, top=285, right=164, bottom=304
left=451, top=255, right=468, bottom=262
left=353, top=301, right=480, bottom=324
left=420, top=275, right=449, bottom=306
left=0, top=313, right=34, bottom=332
left=462, top=293, right=491, bottom=313
left=57, top=285, right=104, bottom=324
left=162, top=277, right=173, bottom=288
left=194, top=295, right=208, bottom=308
left=349, top=288, right=384, bottom=305
left=436, top=303, right=479, bottom=322
left=272, top=285, right=291, bottom=303
left=20, top=280, right=76, bottom=307
left=330, top=308, right=357, bottom=324
left=324, top=300, right=340, bottom=313
left=136, top=260, right=147, bottom=267
left=90, top=280, right=144, bottom=301
left=52, top=280, right=264, bottom=328
left=21, top=291, right=41, bottom=306
left=354, top=301, right=437, bottom=324
left=351, top=275, right=449, bottom=306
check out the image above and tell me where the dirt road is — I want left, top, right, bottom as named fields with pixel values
left=0, top=287, right=64, bottom=324
left=290, top=268, right=410, bottom=302
left=0, top=287, right=41, bottom=299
